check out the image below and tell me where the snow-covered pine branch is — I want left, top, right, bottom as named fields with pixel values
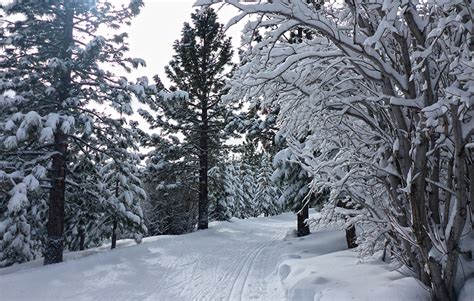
left=0, top=0, right=149, bottom=266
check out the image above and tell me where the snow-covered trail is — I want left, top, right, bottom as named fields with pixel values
left=0, top=213, right=432, bottom=301
left=0, top=215, right=294, bottom=301
left=141, top=218, right=289, bottom=301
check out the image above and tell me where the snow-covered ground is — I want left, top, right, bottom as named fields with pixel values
left=0, top=212, right=431, bottom=300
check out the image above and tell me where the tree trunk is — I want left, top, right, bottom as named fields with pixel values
left=336, top=198, right=358, bottom=249
left=470, top=161, right=474, bottom=244
left=44, top=132, right=68, bottom=265
left=441, top=106, right=469, bottom=301
left=345, top=224, right=357, bottom=249
left=78, top=225, right=85, bottom=251
left=111, top=219, right=118, bottom=249
left=43, top=0, right=73, bottom=266
left=198, top=106, right=209, bottom=230
left=297, top=203, right=310, bottom=237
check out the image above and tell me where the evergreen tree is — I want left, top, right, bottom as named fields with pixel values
left=63, top=150, right=102, bottom=251
left=208, top=162, right=234, bottom=221
left=209, top=156, right=277, bottom=221
left=99, top=125, right=147, bottom=249
left=63, top=118, right=147, bottom=251
left=255, top=152, right=281, bottom=217
left=0, top=0, right=146, bottom=265
left=272, top=144, right=312, bottom=237
left=237, top=161, right=257, bottom=218
left=141, top=133, right=198, bottom=235
left=141, top=8, right=234, bottom=230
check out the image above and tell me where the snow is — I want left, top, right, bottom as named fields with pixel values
left=158, top=89, right=189, bottom=101
left=22, top=174, right=39, bottom=190
left=32, top=165, right=47, bottom=179
left=7, top=183, right=28, bottom=213
left=4, top=119, right=16, bottom=131
left=0, top=212, right=428, bottom=300
left=459, top=277, right=474, bottom=301
left=3, top=135, right=18, bottom=149
left=45, top=113, right=60, bottom=131
left=17, top=111, right=42, bottom=141
left=39, top=127, right=54, bottom=143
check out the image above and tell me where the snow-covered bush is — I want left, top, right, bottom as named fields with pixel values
left=197, top=0, right=473, bottom=299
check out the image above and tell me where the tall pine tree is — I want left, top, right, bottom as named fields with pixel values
left=0, top=0, right=146, bottom=265
left=141, top=8, right=234, bottom=230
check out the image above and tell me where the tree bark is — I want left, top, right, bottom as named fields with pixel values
left=345, top=224, right=357, bottom=249
left=111, top=179, right=120, bottom=249
left=44, top=132, right=68, bottom=265
left=111, top=219, right=118, bottom=249
left=442, top=106, right=469, bottom=301
left=297, top=203, right=310, bottom=237
left=198, top=105, right=209, bottom=230
left=43, top=0, right=74, bottom=266
left=470, top=160, right=474, bottom=240
left=78, top=225, right=85, bottom=251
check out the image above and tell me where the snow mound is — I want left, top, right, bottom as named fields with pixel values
left=277, top=230, right=430, bottom=301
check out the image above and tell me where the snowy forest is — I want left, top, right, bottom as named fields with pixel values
left=0, top=0, right=473, bottom=300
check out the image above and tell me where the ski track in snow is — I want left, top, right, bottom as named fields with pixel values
left=0, top=213, right=431, bottom=301
left=0, top=216, right=291, bottom=301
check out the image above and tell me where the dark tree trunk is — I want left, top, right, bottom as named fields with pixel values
left=43, top=0, right=73, bottom=266
left=78, top=226, right=85, bottom=251
left=111, top=219, right=118, bottom=249
left=345, top=224, right=357, bottom=249
left=297, top=203, right=310, bottom=237
left=111, top=180, right=119, bottom=249
left=44, top=132, right=68, bottom=265
left=197, top=107, right=209, bottom=230
left=336, top=198, right=358, bottom=249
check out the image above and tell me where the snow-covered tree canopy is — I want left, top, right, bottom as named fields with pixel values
left=195, top=0, right=473, bottom=299
left=0, top=0, right=147, bottom=266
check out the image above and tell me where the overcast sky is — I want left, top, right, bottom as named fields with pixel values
left=127, top=0, right=242, bottom=86
left=1, top=0, right=242, bottom=85
left=120, top=0, right=244, bottom=134
left=1, top=0, right=244, bottom=129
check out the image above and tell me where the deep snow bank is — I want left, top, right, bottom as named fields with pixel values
left=278, top=229, right=430, bottom=300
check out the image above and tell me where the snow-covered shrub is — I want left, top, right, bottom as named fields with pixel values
left=197, top=0, right=473, bottom=299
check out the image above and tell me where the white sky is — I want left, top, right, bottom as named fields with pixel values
left=1, top=0, right=243, bottom=86
left=121, top=0, right=244, bottom=138
left=1, top=0, right=244, bottom=134
left=127, top=0, right=243, bottom=87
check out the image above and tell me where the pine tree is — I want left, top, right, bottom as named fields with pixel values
left=255, top=153, right=281, bottom=217
left=99, top=125, right=147, bottom=249
left=63, top=150, right=102, bottom=251
left=142, top=8, right=234, bottom=230
left=141, top=133, right=198, bottom=235
left=210, top=156, right=275, bottom=221
left=272, top=144, right=311, bottom=237
left=208, top=162, right=234, bottom=221
left=238, top=161, right=257, bottom=218
left=0, top=0, right=146, bottom=265
left=62, top=117, right=147, bottom=251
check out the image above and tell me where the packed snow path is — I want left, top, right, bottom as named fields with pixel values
left=0, top=216, right=292, bottom=301
left=0, top=213, right=431, bottom=301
